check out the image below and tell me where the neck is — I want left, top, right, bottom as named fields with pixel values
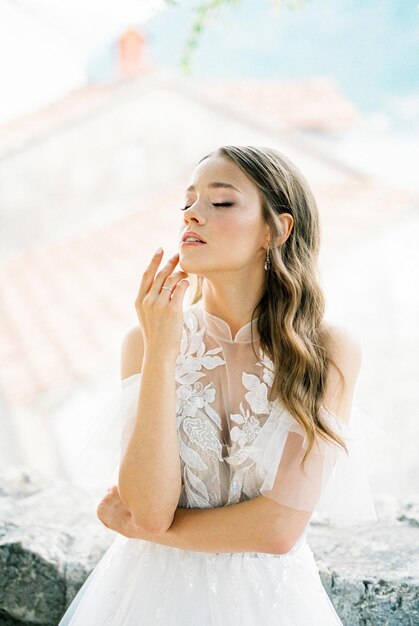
left=201, top=278, right=263, bottom=335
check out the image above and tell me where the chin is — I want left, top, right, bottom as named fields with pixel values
left=179, top=256, right=199, bottom=270
left=179, top=261, right=199, bottom=274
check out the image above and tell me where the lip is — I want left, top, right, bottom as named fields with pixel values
left=180, top=241, right=206, bottom=247
left=181, top=231, right=207, bottom=243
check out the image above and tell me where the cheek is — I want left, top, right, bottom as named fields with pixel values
left=217, top=215, right=236, bottom=238
left=215, top=213, right=256, bottom=240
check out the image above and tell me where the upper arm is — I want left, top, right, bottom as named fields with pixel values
left=321, top=323, right=362, bottom=423
left=120, top=325, right=145, bottom=381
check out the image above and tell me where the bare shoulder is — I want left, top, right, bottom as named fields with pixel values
left=320, top=322, right=363, bottom=421
left=120, top=325, right=145, bottom=381
left=321, top=321, right=362, bottom=364
left=321, top=322, right=362, bottom=378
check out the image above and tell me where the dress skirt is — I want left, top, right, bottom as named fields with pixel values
left=58, top=531, right=343, bottom=625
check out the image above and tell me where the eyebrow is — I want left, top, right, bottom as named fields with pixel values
left=186, top=181, right=241, bottom=193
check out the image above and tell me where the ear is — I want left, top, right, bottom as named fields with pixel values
left=274, top=213, right=294, bottom=245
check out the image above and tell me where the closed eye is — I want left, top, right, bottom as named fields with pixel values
left=180, top=202, right=234, bottom=211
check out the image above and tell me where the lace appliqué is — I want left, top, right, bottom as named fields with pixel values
left=226, top=348, right=276, bottom=503
left=175, top=309, right=226, bottom=507
left=175, top=308, right=276, bottom=508
left=183, top=418, right=224, bottom=461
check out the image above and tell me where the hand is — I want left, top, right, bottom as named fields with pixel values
left=135, top=249, right=189, bottom=358
left=96, top=486, right=142, bottom=539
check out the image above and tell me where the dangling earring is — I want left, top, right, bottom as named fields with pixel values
left=264, top=246, right=271, bottom=271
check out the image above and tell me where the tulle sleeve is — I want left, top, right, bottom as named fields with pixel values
left=256, top=402, right=385, bottom=527
left=72, top=372, right=141, bottom=493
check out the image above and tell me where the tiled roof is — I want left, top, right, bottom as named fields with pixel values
left=190, top=76, right=361, bottom=132
left=0, top=69, right=358, bottom=157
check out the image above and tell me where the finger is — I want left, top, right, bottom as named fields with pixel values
left=136, top=248, right=166, bottom=303
left=96, top=506, right=107, bottom=525
left=135, top=251, right=180, bottom=303
left=148, top=253, right=181, bottom=297
left=135, top=250, right=162, bottom=304
left=169, top=278, right=190, bottom=304
left=158, top=271, right=189, bottom=300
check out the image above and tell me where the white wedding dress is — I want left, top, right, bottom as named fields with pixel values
left=58, top=299, right=381, bottom=625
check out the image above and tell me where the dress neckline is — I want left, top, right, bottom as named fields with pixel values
left=196, top=300, right=260, bottom=344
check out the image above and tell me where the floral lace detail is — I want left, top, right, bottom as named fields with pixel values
left=175, top=309, right=225, bottom=427
left=175, top=308, right=226, bottom=507
left=257, top=348, right=275, bottom=387
left=183, top=417, right=224, bottom=461
left=175, top=306, right=276, bottom=508
left=225, top=349, right=276, bottom=502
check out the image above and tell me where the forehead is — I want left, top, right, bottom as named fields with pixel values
left=186, top=156, right=253, bottom=193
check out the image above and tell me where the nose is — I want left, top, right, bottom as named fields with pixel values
left=183, top=202, right=205, bottom=224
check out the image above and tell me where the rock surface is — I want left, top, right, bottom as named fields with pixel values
left=0, top=466, right=418, bottom=626
left=0, top=466, right=113, bottom=626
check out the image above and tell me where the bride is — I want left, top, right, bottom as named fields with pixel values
left=59, top=144, right=379, bottom=625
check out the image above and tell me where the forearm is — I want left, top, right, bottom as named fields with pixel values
left=118, top=351, right=181, bottom=532
left=129, top=496, right=288, bottom=555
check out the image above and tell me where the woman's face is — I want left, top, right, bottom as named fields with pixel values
left=178, top=155, right=269, bottom=276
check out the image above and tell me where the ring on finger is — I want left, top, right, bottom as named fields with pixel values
left=161, top=272, right=186, bottom=294
left=161, top=279, right=175, bottom=294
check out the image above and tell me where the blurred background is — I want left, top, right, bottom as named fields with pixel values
left=0, top=0, right=418, bottom=501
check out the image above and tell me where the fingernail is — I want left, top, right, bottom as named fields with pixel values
left=155, top=247, right=163, bottom=254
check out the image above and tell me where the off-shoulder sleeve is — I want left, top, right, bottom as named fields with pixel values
left=255, top=403, right=385, bottom=527
left=72, top=372, right=141, bottom=493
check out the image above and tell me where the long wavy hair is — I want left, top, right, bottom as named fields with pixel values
left=187, top=145, right=348, bottom=473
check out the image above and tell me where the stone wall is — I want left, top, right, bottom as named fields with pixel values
left=1, top=466, right=418, bottom=625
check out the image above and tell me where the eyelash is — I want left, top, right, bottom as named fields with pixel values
left=180, top=202, right=234, bottom=211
